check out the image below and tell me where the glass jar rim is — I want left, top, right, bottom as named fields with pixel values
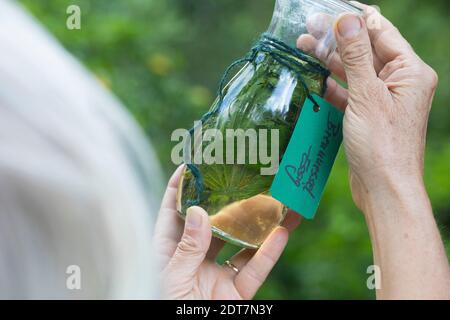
left=301, top=0, right=362, bottom=14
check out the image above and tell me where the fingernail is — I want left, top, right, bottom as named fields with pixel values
left=337, top=14, right=362, bottom=39
left=186, top=207, right=202, bottom=229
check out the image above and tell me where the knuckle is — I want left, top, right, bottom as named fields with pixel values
left=176, top=234, right=200, bottom=255
left=341, top=40, right=371, bottom=66
left=414, top=63, right=439, bottom=93
left=243, top=263, right=265, bottom=284
left=381, top=61, right=394, bottom=75
left=425, top=66, right=439, bottom=90
left=384, top=58, right=403, bottom=75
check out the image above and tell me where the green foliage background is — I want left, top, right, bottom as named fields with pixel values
left=20, top=0, right=450, bottom=299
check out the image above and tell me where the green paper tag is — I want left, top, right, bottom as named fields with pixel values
left=270, top=94, right=343, bottom=219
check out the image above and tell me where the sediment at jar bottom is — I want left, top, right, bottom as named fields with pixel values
left=176, top=168, right=287, bottom=248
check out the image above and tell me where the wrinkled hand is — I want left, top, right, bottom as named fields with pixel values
left=297, top=2, right=438, bottom=210
left=152, top=166, right=301, bottom=300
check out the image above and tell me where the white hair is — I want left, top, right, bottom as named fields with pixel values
left=0, top=0, right=163, bottom=299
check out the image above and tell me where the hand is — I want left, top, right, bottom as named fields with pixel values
left=152, top=166, right=301, bottom=300
left=298, top=3, right=450, bottom=299
left=297, top=2, right=438, bottom=210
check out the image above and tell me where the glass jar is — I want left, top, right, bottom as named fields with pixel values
left=177, top=0, right=362, bottom=249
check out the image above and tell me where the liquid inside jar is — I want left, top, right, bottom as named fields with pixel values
left=177, top=167, right=286, bottom=248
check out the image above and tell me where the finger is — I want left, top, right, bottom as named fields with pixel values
left=153, top=165, right=186, bottom=268
left=234, top=227, right=289, bottom=299
left=306, top=12, right=335, bottom=39
left=323, top=50, right=348, bottom=82
left=161, top=164, right=185, bottom=210
left=378, top=57, right=407, bottom=82
left=298, top=34, right=385, bottom=83
left=297, top=34, right=346, bottom=82
left=329, top=49, right=385, bottom=80
left=165, top=206, right=212, bottom=280
left=334, top=13, right=378, bottom=89
left=297, top=33, right=317, bottom=53
left=305, top=13, right=344, bottom=64
left=350, top=1, right=415, bottom=63
left=324, top=77, right=348, bottom=112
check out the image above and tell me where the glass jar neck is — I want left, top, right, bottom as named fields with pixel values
left=267, top=0, right=304, bottom=47
left=266, top=0, right=361, bottom=47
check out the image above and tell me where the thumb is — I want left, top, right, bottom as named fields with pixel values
left=167, top=206, right=212, bottom=280
left=334, top=13, right=377, bottom=87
